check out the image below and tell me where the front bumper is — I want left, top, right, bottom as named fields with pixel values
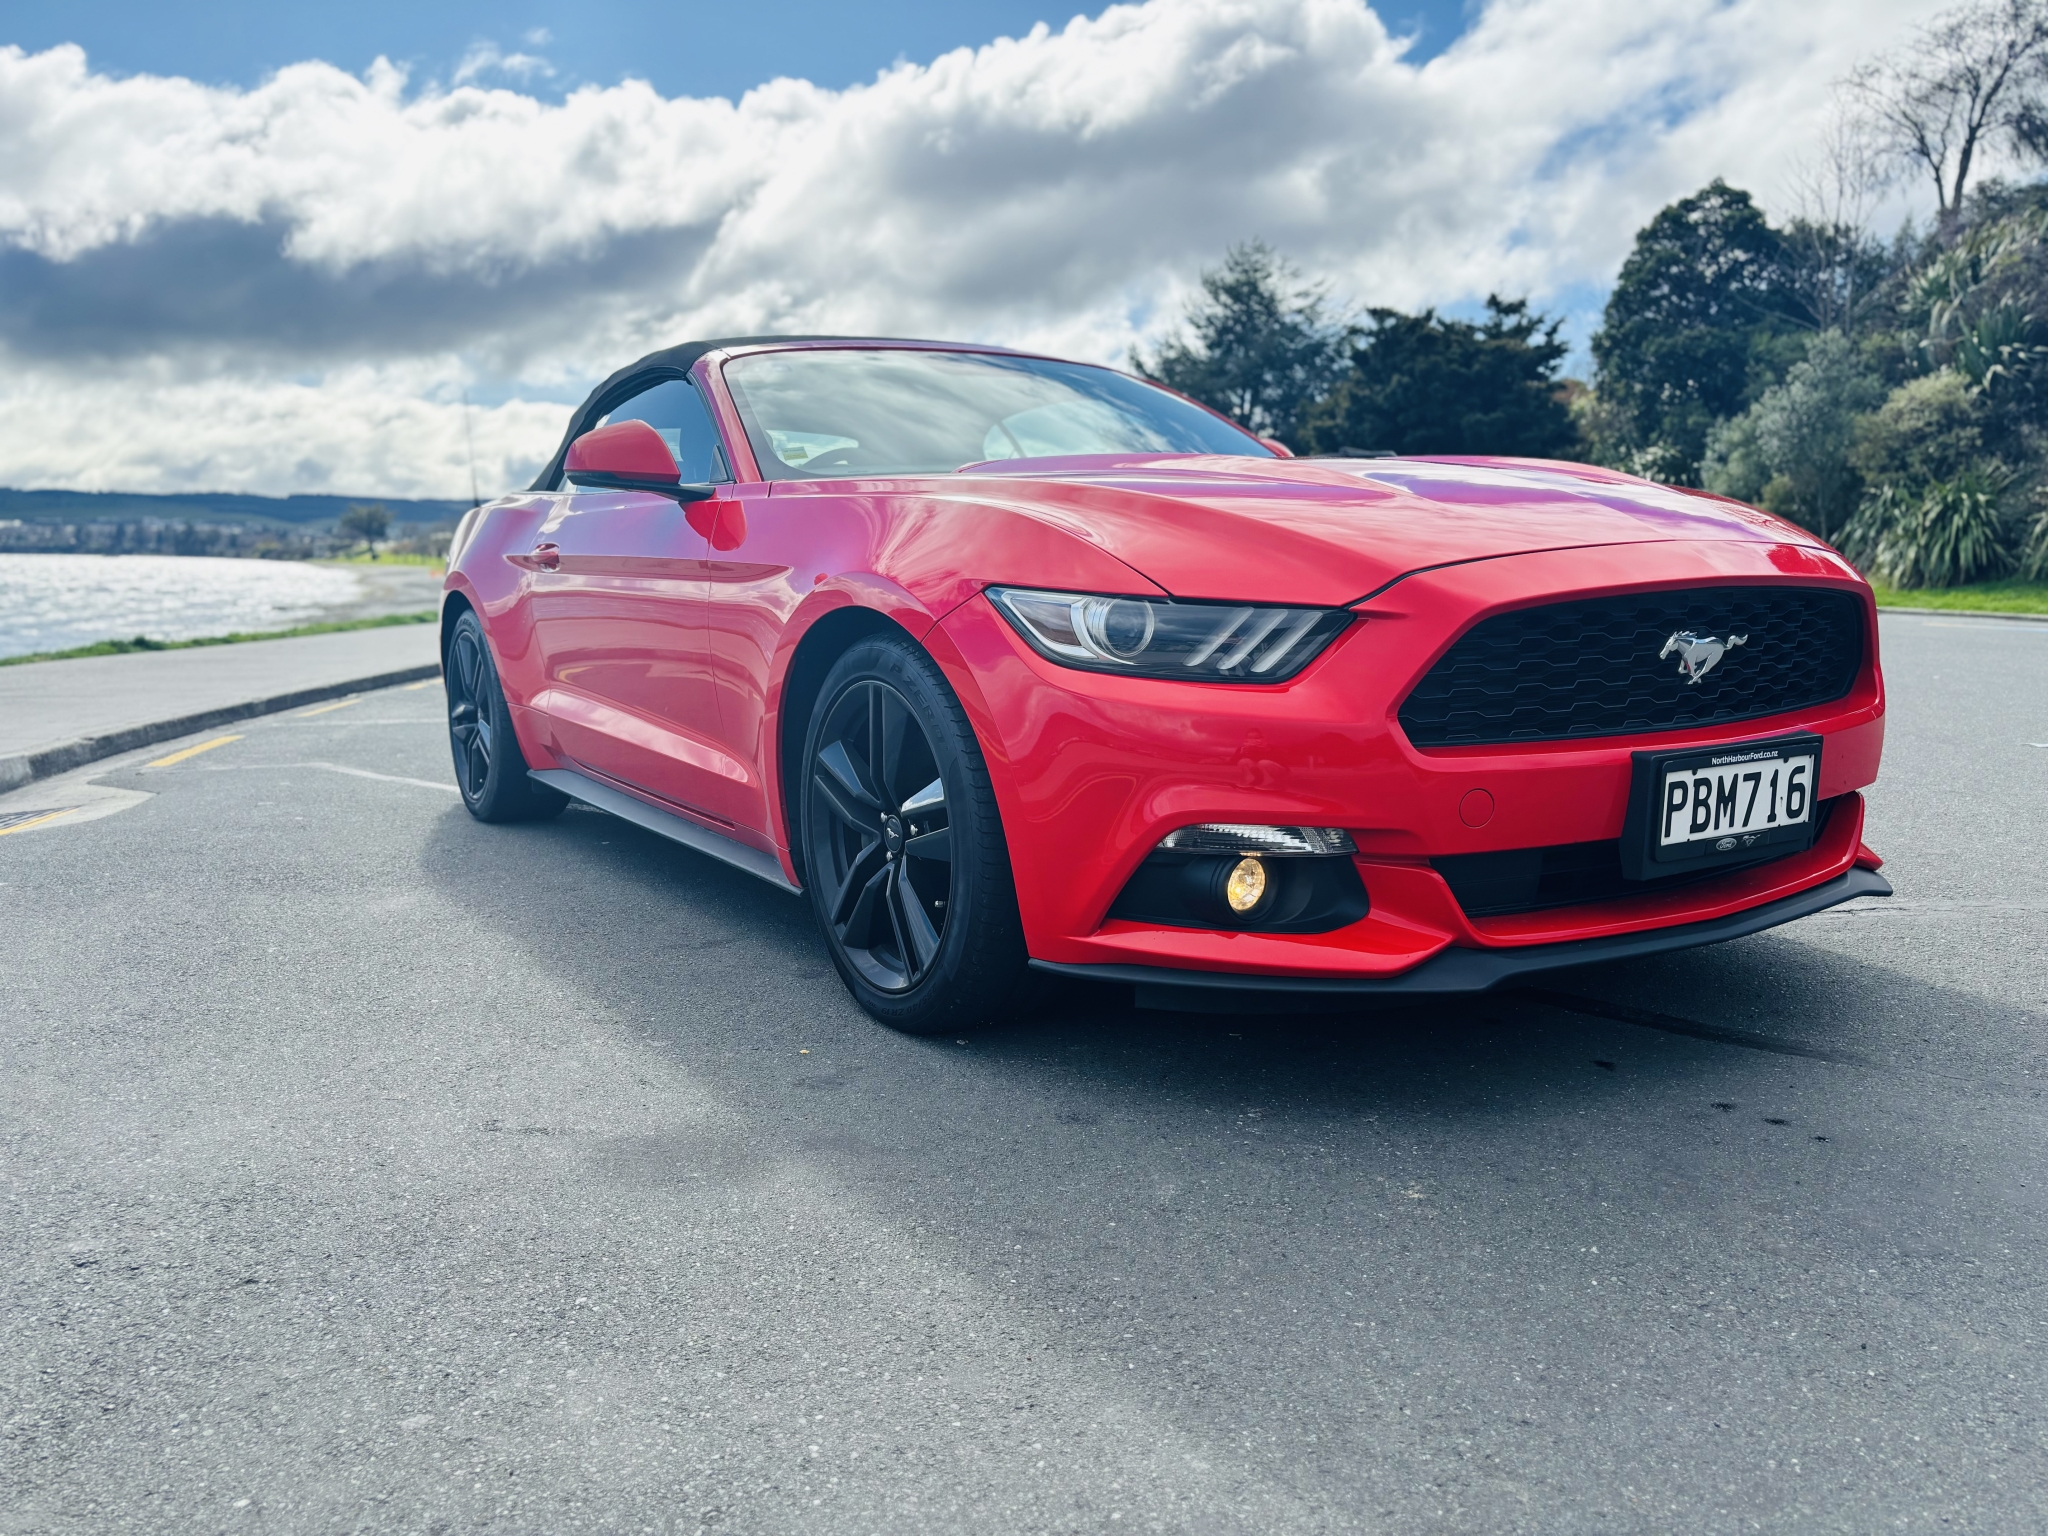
left=933, top=538, right=1887, bottom=983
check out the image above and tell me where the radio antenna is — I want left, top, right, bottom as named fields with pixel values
left=462, top=387, right=482, bottom=509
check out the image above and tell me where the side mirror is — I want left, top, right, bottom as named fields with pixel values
left=564, top=420, right=714, bottom=501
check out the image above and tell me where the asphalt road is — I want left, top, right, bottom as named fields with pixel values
left=2, top=614, right=2045, bottom=1535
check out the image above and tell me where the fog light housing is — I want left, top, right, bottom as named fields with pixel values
left=1114, top=825, right=1369, bottom=934
left=1225, top=856, right=1268, bottom=914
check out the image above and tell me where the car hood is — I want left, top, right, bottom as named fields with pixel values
left=947, top=454, right=1827, bottom=607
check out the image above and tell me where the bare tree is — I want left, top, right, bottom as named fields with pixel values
left=1783, top=107, right=1893, bottom=329
left=1847, top=0, right=2048, bottom=239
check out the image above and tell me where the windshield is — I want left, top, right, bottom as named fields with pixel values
left=721, top=347, right=1270, bottom=479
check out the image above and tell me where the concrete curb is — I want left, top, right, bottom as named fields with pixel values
left=0, top=663, right=442, bottom=794
left=1877, top=605, right=2048, bottom=624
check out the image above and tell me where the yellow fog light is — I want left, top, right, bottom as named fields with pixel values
left=1224, top=856, right=1268, bottom=914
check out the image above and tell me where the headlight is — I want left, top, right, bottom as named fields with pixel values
left=987, top=587, right=1351, bottom=682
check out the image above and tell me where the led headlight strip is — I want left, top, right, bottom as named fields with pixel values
left=1156, top=824, right=1357, bottom=856
left=988, top=588, right=1351, bottom=682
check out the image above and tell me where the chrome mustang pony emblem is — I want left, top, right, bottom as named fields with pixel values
left=1659, top=630, right=1748, bottom=685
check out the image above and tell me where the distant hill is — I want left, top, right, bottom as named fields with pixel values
left=0, top=487, right=473, bottom=529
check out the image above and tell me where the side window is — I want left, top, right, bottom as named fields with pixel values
left=598, top=378, right=730, bottom=483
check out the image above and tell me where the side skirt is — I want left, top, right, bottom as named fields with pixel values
left=1033, top=867, right=1893, bottom=1012
left=529, top=768, right=801, bottom=896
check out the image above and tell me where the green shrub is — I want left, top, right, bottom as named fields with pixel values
left=1838, top=467, right=2016, bottom=589
left=1848, top=371, right=1986, bottom=492
left=2022, top=496, right=2048, bottom=581
left=1700, top=331, right=1882, bottom=537
left=1700, top=407, right=1768, bottom=503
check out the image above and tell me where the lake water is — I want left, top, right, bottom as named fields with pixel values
left=0, top=554, right=375, bottom=659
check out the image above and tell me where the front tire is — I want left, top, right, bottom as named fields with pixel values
left=801, top=635, right=1028, bottom=1033
left=445, top=609, right=566, bottom=823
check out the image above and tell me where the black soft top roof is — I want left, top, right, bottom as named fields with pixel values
left=528, top=334, right=880, bottom=491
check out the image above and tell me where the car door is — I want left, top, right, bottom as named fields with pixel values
left=525, top=376, right=753, bottom=825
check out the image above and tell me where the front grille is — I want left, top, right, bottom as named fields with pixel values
left=1435, top=800, right=1838, bottom=918
left=1398, top=586, right=1864, bottom=747
left=1436, top=838, right=1734, bottom=917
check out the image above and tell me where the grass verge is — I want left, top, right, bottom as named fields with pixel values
left=317, top=553, right=447, bottom=571
left=1869, top=578, right=2048, bottom=615
left=0, top=610, right=437, bottom=668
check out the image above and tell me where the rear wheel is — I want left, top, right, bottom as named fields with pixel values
left=801, top=635, right=1028, bottom=1033
left=445, top=609, right=566, bottom=823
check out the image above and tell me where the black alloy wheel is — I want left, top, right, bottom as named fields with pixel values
left=445, top=609, right=565, bottom=823
left=446, top=619, right=495, bottom=799
left=802, top=635, right=1028, bottom=1032
left=809, top=678, right=951, bottom=991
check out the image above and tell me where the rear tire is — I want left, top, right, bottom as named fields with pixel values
left=801, top=634, right=1029, bottom=1033
left=445, top=609, right=566, bottom=823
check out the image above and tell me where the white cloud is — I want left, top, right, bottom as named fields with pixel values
left=451, top=42, right=555, bottom=87
left=0, top=0, right=1949, bottom=496
left=0, top=362, right=566, bottom=499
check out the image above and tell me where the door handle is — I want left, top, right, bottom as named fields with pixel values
left=507, top=542, right=561, bottom=572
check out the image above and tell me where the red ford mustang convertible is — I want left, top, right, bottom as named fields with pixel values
left=442, top=337, right=1889, bottom=1031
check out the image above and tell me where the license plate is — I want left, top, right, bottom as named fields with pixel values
left=1620, top=733, right=1823, bottom=880
left=1659, top=749, right=1815, bottom=849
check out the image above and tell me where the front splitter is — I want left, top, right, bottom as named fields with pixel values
left=1030, top=867, right=1893, bottom=1011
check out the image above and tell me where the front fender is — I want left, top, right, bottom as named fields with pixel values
left=445, top=494, right=560, bottom=770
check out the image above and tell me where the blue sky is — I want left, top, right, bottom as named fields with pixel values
left=0, top=0, right=1480, bottom=98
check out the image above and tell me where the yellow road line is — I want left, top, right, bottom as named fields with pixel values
left=403, top=678, right=440, bottom=691
left=296, top=697, right=361, bottom=717
left=0, top=808, right=79, bottom=837
left=148, top=734, right=244, bottom=768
